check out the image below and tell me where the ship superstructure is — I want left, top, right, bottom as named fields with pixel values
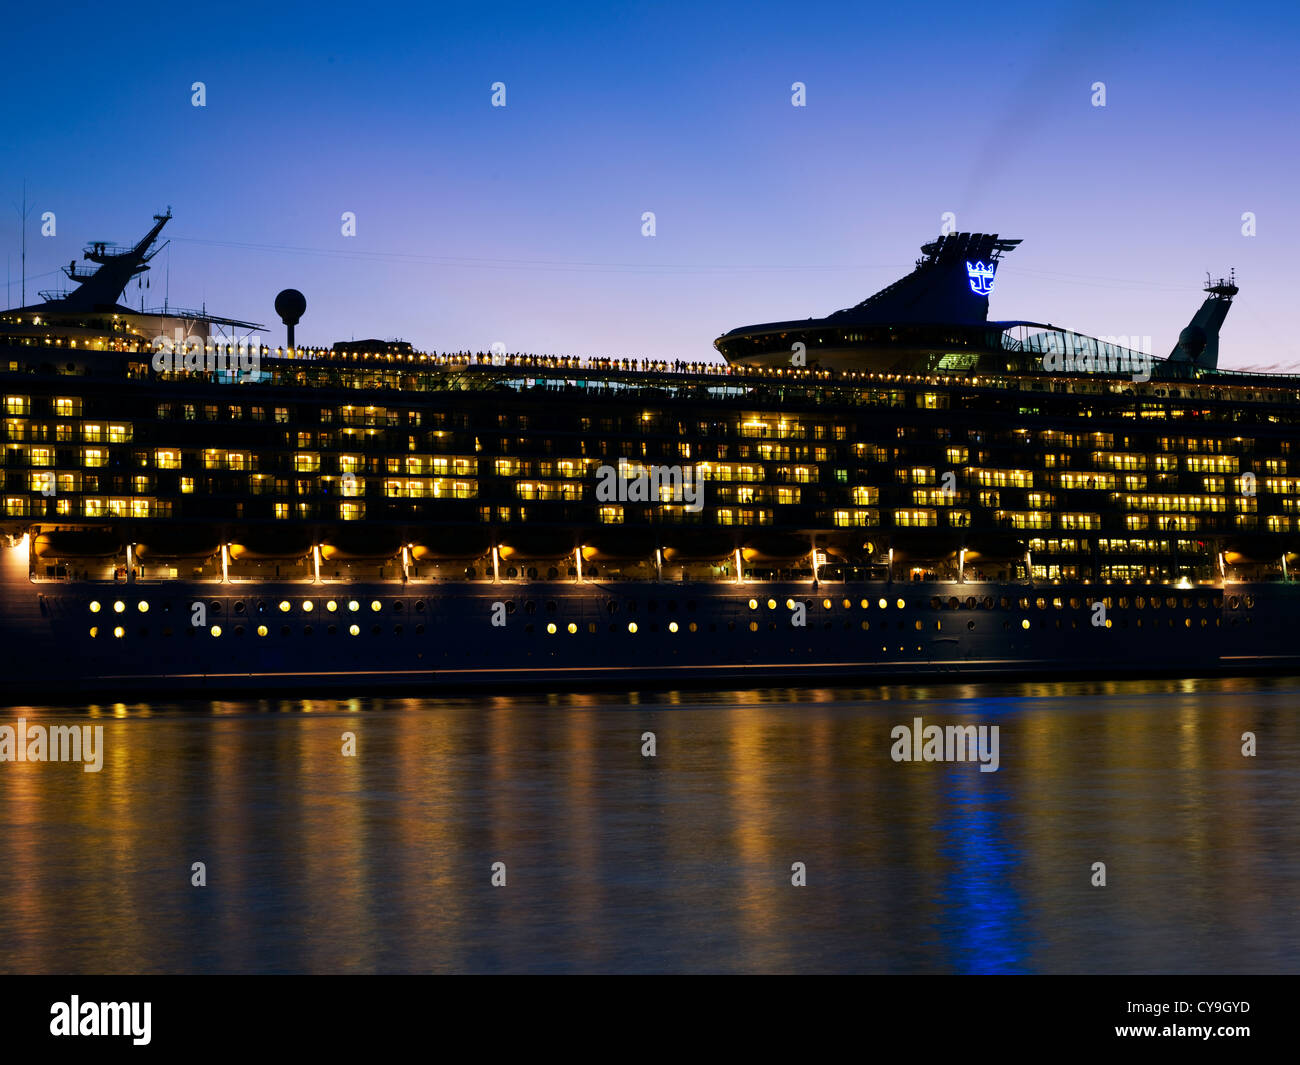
left=1, top=218, right=1297, bottom=693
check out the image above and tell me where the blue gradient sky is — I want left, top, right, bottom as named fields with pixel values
left=2, top=0, right=1297, bottom=367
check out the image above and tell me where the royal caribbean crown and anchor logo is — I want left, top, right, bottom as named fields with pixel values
left=966, top=259, right=996, bottom=296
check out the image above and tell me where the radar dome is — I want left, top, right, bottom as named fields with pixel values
left=1178, top=324, right=1207, bottom=361
left=275, top=289, right=307, bottom=325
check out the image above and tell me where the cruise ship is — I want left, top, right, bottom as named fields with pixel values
left=2, top=214, right=1298, bottom=694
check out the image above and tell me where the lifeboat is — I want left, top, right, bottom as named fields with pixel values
left=409, top=528, right=493, bottom=560
left=959, top=532, right=1026, bottom=559
left=580, top=528, right=659, bottom=562
left=227, top=530, right=314, bottom=561
left=1223, top=535, right=1296, bottom=564
left=497, top=530, right=576, bottom=560
left=32, top=529, right=122, bottom=558
left=661, top=530, right=735, bottom=563
left=318, top=529, right=404, bottom=561
left=887, top=529, right=963, bottom=559
left=133, top=528, right=222, bottom=560
left=741, top=533, right=811, bottom=563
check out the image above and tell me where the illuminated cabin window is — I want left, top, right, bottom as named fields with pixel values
left=851, top=486, right=879, bottom=506
left=108, top=424, right=130, bottom=444
left=893, top=509, right=937, bottom=528
left=598, top=505, right=623, bottom=524
left=1264, top=477, right=1300, bottom=495
left=82, top=423, right=104, bottom=442
left=81, top=448, right=107, bottom=467
left=210, top=626, right=222, bottom=637
left=340, top=502, right=365, bottom=521
left=257, top=625, right=268, bottom=637
left=274, top=503, right=289, bottom=519
left=972, top=468, right=1034, bottom=488
left=113, top=626, right=125, bottom=639
left=5, top=396, right=29, bottom=416
left=349, top=624, right=360, bottom=636
left=294, top=453, right=320, bottom=473
left=834, top=509, right=878, bottom=527
left=155, top=449, right=181, bottom=469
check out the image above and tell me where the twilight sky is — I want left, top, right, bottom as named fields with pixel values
left=2, top=0, right=1297, bottom=368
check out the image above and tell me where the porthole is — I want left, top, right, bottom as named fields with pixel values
left=568, top=622, right=577, bottom=634
left=210, top=625, right=222, bottom=637
left=628, top=622, right=638, bottom=633
left=257, top=625, right=268, bottom=637
left=89, top=601, right=101, bottom=613
left=370, top=600, right=382, bottom=612
left=547, top=623, right=557, bottom=634
left=349, top=624, right=360, bottom=636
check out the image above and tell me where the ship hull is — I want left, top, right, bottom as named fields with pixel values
left=4, top=540, right=1297, bottom=696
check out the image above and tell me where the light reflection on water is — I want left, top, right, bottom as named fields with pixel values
left=1, top=674, right=1297, bottom=973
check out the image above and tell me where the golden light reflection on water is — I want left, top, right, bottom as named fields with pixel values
left=1, top=675, right=1298, bottom=973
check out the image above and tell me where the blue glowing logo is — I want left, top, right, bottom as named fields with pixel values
left=966, top=260, right=995, bottom=296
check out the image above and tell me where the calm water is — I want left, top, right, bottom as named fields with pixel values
left=2, top=677, right=1298, bottom=974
